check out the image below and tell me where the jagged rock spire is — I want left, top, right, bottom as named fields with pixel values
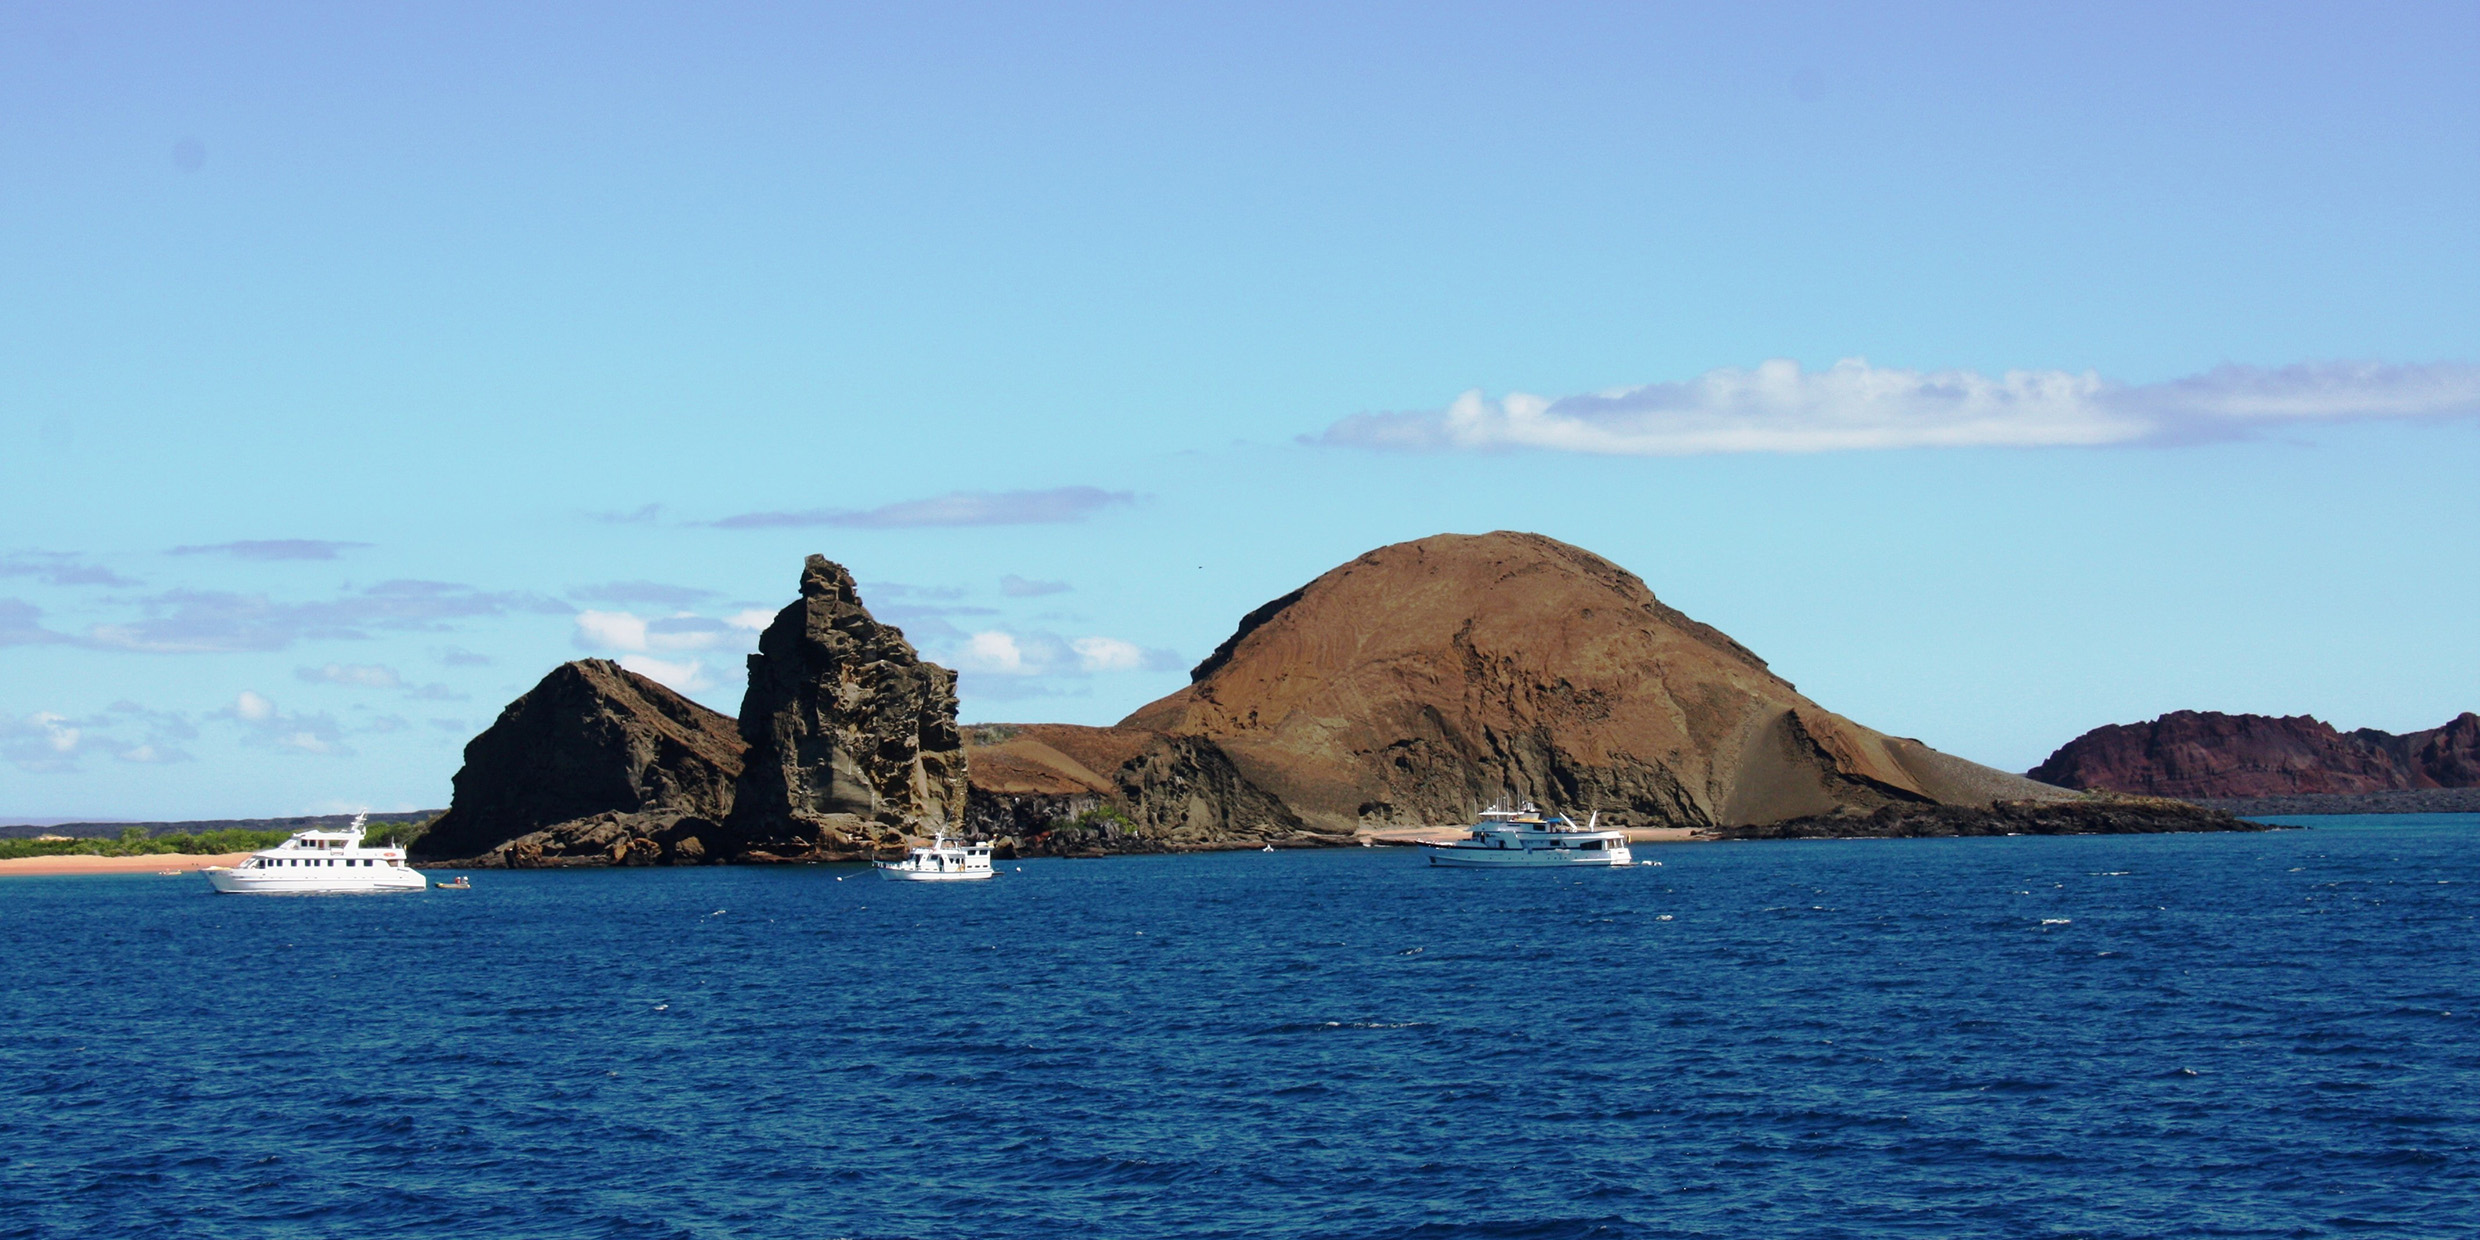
left=720, top=554, right=968, bottom=858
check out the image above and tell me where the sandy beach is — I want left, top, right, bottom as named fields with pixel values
left=0, top=853, right=252, bottom=878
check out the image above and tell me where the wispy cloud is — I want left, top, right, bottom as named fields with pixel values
left=863, top=581, right=969, bottom=601
left=1313, top=359, right=2480, bottom=456
left=437, top=646, right=493, bottom=667
left=0, top=599, right=70, bottom=647
left=1000, top=574, right=1071, bottom=597
left=712, top=487, right=1138, bottom=529
left=3, top=701, right=200, bottom=773
left=297, top=662, right=402, bottom=688
left=169, top=539, right=372, bottom=561
left=0, top=551, right=138, bottom=587
left=83, top=580, right=565, bottom=654
left=571, top=609, right=766, bottom=656
left=1, top=712, right=87, bottom=774
left=570, top=580, right=718, bottom=607
left=587, top=503, right=665, bottom=524
left=221, top=690, right=350, bottom=756
left=942, top=629, right=1181, bottom=679
left=570, top=606, right=777, bottom=697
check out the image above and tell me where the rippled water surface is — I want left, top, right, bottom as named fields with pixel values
left=4, top=815, right=2476, bottom=1239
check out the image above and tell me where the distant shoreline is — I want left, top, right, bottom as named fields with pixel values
left=0, top=853, right=252, bottom=878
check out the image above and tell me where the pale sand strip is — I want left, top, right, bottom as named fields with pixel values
left=0, top=852, right=252, bottom=877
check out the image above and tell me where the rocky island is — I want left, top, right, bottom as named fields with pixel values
left=2029, top=709, right=2480, bottom=814
left=419, top=533, right=2265, bottom=866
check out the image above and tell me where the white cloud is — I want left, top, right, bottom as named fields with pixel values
left=4, top=702, right=200, bottom=772
left=1072, top=636, right=1147, bottom=672
left=618, top=655, right=715, bottom=693
left=726, top=609, right=775, bottom=631
left=574, top=609, right=650, bottom=651
left=945, top=630, right=1180, bottom=679
left=575, top=609, right=754, bottom=656
left=222, top=691, right=350, bottom=756
left=1314, top=358, right=2480, bottom=456
left=1, top=713, right=81, bottom=773
left=953, top=631, right=1038, bottom=675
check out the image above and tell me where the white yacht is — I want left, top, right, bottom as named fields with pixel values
left=874, top=832, right=997, bottom=882
left=1422, top=803, right=1634, bottom=868
left=202, top=815, right=427, bottom=894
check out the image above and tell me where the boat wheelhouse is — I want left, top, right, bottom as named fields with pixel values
left=202, top=814, right=427, bottom=894
left=873, top=832, right=997, bottom=882
left=1421, top=803, right=1634, bottom=868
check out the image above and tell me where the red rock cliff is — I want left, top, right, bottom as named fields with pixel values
left=2027, top=710, right=2480, bottom=798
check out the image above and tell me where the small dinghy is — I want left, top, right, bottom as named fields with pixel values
left=434, top=876, right=470, bottom=890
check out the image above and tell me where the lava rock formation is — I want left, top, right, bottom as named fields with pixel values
left=717, top=555, right=970, bottom=860
left=411, top=659, right=746, bottom=866
left=2029, top=710, right=2480, bottom=798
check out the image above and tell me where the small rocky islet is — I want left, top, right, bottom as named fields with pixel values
left=411, top=532, right=2267, bottom=867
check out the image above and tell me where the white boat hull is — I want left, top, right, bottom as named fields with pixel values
left=203, top=867, right=427, bottom=894
left=873, top=864, right=995, bottom=881
left=1423, top=843, right=1634, bottom=868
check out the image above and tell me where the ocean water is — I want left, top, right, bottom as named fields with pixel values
left=3, top=816, right=2475, bottom=1240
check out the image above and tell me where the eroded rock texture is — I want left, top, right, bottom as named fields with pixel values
left=962, top=723, right=1326, bottom=855
left=2029, top=710, right=2480, bottom=798
left=720, top=555, right=968, bottom=860
left=411, top=659, right=746, bottom=866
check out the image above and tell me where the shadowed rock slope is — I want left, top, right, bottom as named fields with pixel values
left=1710, top=795, right=2277, bottom=840
left=2030, top=710, right=2480, bottom=798
left=412, top=660, right=746, bottom=866
left=961, top=723, right=1332, bottom=854
left=718, top=555, right=969, bottom=861
left=1112, top=531, right=2076, bottom=834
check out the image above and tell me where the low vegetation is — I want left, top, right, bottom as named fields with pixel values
left=0, top=815, right=440, bottom=861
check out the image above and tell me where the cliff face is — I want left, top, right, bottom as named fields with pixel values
left=719, top=555, right=969, bottom=860
left=961, top=723, right=1330, bottom=854
left=1112, top=531, right=2071, bottom=834
left=411, top=659, right=746, bottom=866
left=2029, top=710, right=2480, bottom=798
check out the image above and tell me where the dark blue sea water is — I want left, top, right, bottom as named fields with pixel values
left=4, top=815, right=2476, bottom=1239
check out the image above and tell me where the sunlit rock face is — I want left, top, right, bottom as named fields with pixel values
left=1119, top=530, right=2073, bottom=834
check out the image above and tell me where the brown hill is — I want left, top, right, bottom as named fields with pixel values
left=412, top=659, right=746, bottom=866
left=2029, top=710, right=2480, bottom=798
left=1103, top=531, right=2071, bottom=834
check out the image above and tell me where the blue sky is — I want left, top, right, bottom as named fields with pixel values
left=4, top=1, right=2475, bottom=819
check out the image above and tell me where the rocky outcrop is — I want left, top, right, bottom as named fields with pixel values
left=412, top=660, right=746, bottom=866
left=1113, top=531, right=2075, bottom=835
left=1706, top=795, right=2277, bottom=840
left=962, top=723, right=1337, bottom=854
left=2028, top=710, right=2480, bottom=798
left=718, top=556, right=969, bottom=861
